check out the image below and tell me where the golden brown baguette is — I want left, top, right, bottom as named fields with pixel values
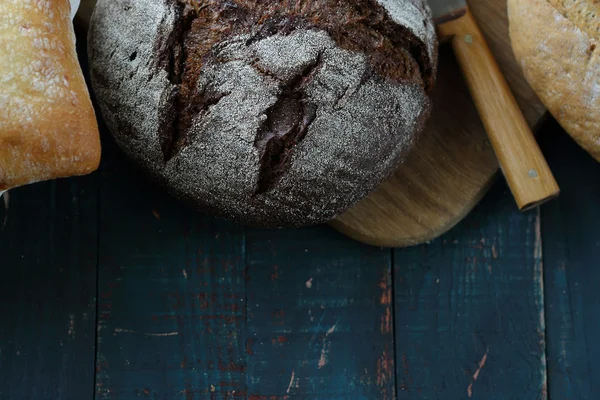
left=0, top=0, right=101, bottom=191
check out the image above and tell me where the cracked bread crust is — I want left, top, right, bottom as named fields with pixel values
left=508, top=0, right=600, bottom=162
left=88, top=0, right=437, bottom=227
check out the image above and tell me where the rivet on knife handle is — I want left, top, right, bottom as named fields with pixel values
left=436, top=9, right=560, bottom=210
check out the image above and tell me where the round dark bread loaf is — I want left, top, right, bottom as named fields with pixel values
left=88, top=0, right=438, bottom=227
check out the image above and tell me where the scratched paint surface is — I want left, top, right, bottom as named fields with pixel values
left=0, top=177, right=98, bottom=399
left=95, top=139, right=247, bottom=399
left=540, top=121, right=600, bottom=399
left=393, top=181, right=547, bottom=399
left=245, top=226, right=394, bottom=398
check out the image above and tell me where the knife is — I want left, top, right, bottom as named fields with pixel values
left=429, top=0, right=560, bottom=210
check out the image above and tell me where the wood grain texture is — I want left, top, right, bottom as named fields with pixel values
left=0, top=29, right=99, bottom=400
left=245, top=226, right=395, bottom=399
left=0, top=178, right=98, bottom=400
left=438, top=10, right=559, bottom=211
left=539, top=120, right=600, bottom=400
left=331, top=0, right=548, bottom=247
left=393, top=181, right=547, bottom=399
left=94, top=139, right=247, bottom=399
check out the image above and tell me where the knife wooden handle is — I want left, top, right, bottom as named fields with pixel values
left=437, top=9, right=559, bottom=210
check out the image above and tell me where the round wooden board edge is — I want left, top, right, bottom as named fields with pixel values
left=329, top=111, right=551, bottom=248
left=328, top=173, right=500, bottom=248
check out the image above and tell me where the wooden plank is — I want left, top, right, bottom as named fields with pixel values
left=539, top=120, right=600, bottom=399
left=393, top=181, right=547, bottom=399
left=0, top=176, right=98, bottom=399
left=95, top=138, right=247, bottom=399
left=245, top=226, right=394, bottom=399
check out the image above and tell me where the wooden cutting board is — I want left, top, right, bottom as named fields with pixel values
left=329, top=0, right=547, bottom=247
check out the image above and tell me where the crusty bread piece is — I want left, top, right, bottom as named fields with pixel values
left=88, top=0, right=437, bottom=227
left=508, top=0, right=600, bottom=162
left=0, top=0, right=101, bottom=191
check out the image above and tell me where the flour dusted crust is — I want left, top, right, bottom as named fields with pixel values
left=0, top=0, right=100, bottom=191
left=375, top=0, right=437, bottom=87
left=88, top=0, right=437, bottom=227
left=508, top=0, right=600, bottom=161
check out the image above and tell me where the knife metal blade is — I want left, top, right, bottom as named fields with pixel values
left=429, top=0, right=468, bottom=25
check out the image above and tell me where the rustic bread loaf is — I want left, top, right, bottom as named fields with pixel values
left=88, top=0, right=438, bottom=227
left=0, top=0, right=101, bottom=192
left=508, top=0, right=600, bottom=161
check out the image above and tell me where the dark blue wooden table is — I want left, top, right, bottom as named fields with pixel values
left=1, top=29, right=599, bottom=400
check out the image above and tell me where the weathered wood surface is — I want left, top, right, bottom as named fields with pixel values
left=0, top=177, right=99, bottom=400
left=246, top=226, right=394, bottom=398
left=540, top=121, right=600, bottom=400
left=94, top=138, right=247, bottom=399
left=394, top=181, right=547, bottom=399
